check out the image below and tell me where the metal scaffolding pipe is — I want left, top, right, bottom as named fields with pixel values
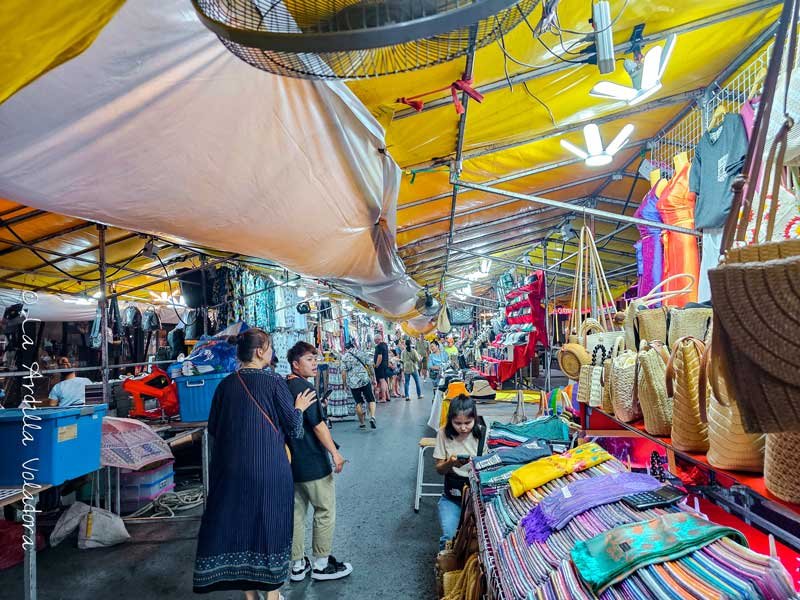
left=455, top=181, right=700, bottom=236
left=98, top=225, right=110, bottom=405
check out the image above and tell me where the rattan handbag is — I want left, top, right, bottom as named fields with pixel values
left=610, top=344, right=640, bottom=423
left=711, top=2, right=800, bottom=433
left=623, top=275, right=696, bottom=350
left=635, top=340, right=672, bottom=436
left=578, top=345, right=607, bottom=407
left=765, top=433, right=800, bottom=503
left=577, top=363, right=592, bottom=405
left=699, top=341, right=764, bottom=473
left=666, top=337, right=708, bottom=452
left=667, top=307, right=713, bottom=348
left=601, top=337, right=624, bottom=413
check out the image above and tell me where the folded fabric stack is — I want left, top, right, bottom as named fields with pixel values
left=469, top=441, right=798, bottom=599
left=474, top=439, right=552, bottom=471
left=509, top=442, right=613, bottom=497
left=487, top=417, right=570, bottom=449
left=521, top=472, right=663, bottom=543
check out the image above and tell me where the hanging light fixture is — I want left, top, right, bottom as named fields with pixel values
left=589, top=34, right=677, bottom=105
left=297, top=287, right=308, bottom=298
left=479, top=259, right=492, bottom=274
left=560, top=123, right=634, bottom=167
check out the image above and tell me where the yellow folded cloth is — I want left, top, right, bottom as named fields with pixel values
left=509, top=442, right=612, bottom=497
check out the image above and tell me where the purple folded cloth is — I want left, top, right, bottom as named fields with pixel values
left=521, top=472, right=662, bottom=543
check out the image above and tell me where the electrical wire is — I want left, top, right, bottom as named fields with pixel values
left=522, top=81, right=557, bottom=126
left=156, top=253, right=193, bottom=326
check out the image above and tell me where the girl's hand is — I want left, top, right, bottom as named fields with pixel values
left=295, top=389, right=317, bottom=412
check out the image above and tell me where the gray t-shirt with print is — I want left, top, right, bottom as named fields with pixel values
left=689, top=113, right=749, bottom=230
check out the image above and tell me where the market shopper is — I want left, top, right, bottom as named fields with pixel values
left=373, top=334, right=390, bottom=403
left=193, top=329, right=316, bottom=599
left=401, top=339, right=423, bottom=401
left=433, top=394, right=484, bottom=550
left=341, top=339, right=377, bottom=429
left=286, top=341, right=353, bottom=582
left=417, top=336, right=429, bottom=379
left=390, top=348, right=403, bottom=398
left=444, top=336, right=459, bottom=369
left=46, top=357, right=93, bottom=407
left=428, top=340, right=449, bottom=384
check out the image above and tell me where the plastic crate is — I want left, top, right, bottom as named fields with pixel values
left=121, top=471, right=175, bottom=514
left=174, top=372, right=228, bottom=422
left=120, top=459, right=174, bottom=487
left=0, top=404, right=107, bottom=486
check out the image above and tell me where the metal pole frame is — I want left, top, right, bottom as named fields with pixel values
left=442, top=24, right=479, bottom=281
left=98, top=224, right=110, bottom=405
left=455, top=180, right=700, bottom=236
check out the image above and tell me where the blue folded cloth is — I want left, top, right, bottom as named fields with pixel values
left=474, top=439, right=552, bottom=471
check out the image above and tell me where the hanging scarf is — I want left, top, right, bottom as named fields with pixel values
left=571, top=512, right=748, bottom=594
left=509, top=443, right=612, bottom=498
left=521, top=472, right=662, bottom=543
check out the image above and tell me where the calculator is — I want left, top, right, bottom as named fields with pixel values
left=621, top=486, right=686, bottom=510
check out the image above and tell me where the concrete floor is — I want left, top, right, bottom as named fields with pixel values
left=1, top=385, right=441, bottom=599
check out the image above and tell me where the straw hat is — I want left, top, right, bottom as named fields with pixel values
left=445, top=381, right=469, bottom=400
left=470, top=380, right=496, bottom=401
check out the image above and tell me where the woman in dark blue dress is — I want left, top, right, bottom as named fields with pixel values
left=193, top=328, right=316, bottom=600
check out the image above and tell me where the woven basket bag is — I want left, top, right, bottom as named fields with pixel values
left=700, top=341, right=764, bottom=473
left=635, top=341, right=673, bottom=436
left=667, top=307, right=713, bottom=348
left=635, top=307, right=669, bottom=345
left=601, top=337, right=624, bottom=413
left=765, top=433, right=800, bottom=503
left=623, top=275, right=696, bottom=350
left=611, top=346, right=640, bottom=423
left=577, top=363, right=593, bottom=405
left=666, top=337, right=708, bottom=452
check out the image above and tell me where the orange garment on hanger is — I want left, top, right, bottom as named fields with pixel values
left=656, top=163, right=699, bottom=306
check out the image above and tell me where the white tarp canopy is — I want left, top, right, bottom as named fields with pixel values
left=0, top=0, right=420, bottom=316
left=0, top=289, right=186, bottom=324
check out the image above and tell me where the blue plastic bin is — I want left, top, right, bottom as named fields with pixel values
left=174, top=372, right=229, bottom=422
left=0, top=404, right=107, bottom=487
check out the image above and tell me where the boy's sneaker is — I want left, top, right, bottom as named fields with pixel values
left=290, top=557, right=311, bottom=582
left=370, top=417, right=376, bottom=429
left=311, top=556, right=353, bottom=581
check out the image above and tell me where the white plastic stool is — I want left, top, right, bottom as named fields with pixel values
left=414, top=437, right=443, bottom=513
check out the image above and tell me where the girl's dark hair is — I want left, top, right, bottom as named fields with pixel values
left=445, top=394, right=481, bottom=440
left=405, top=339, right=412, bottom=352
left=227, top=328, right=271, bottom=363
left=430, top=340, right=440, bottom=350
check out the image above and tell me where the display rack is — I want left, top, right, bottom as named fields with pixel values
left=583, top=405, right=800, bottom=551
left=468, top=465, right=509, bottom=600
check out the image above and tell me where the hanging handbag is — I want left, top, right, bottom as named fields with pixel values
left=142, top=307, right=162, bottom=332
left=558, top=228, right=623, bottom=379
left=765, top=433, right=800, bottom=502
left=634, top=341, right=672, bottom=436
left=711, top=5, right=800, bottom=433
left=610, top=344, right=640, bottom=423
left=600, top=336, right=623, bottom=413
left=634, top=306, right=669, bottom=345
left=666, top=337, right=708, bottom=452
left=577, top=363, right=592, bottom=405
left=699, top=341, right=764, bottom=473
left=667, top=307, right=712, bottom=348
left=578, top=345, right=608, bottom=407
left=623, top=275, right=696, bottom=350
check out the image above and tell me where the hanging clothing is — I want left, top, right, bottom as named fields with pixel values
left=656, top=163, right=700, bottom=306
left=698, top=228, right=724, bottom=302
left=689, top=113, right=749, bottom=230
left=193, top=369, right=303, bottom=593
left=634, top=187, right=665, bottom=297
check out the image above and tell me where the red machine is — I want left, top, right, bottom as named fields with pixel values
left=122, top=367, right=180, bottom=420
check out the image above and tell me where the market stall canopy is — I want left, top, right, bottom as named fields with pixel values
left=0, top=0, right=783, bottom=308
left=0, top=0, right=419, bottom=317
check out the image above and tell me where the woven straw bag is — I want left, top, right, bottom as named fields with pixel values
left=666, top=337, right=708, bottom=452
left=765, top=433, right=800, bottom=502
left=711, top=7, right=800, bottom=433
left=558, top=343, right=590, bottom=380
left=623, top=275, right=696, bottom=350
left=667, top=307, right=713, bottom=348
left=611, top=346, right=640, bottom=422
left=698, top=340, right=765, bottom=472
left=635, top=341, right=672, bottom=436
left=577, top=363, right=592, bottom=405
left=635, top=307, right=669, bottom=345
left=601, top=337, right=624, bottom=413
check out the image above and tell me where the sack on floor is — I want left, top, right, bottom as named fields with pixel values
left=51, top=501, right=92, bottom=547
left=78, top=506, right=130, bottom=549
